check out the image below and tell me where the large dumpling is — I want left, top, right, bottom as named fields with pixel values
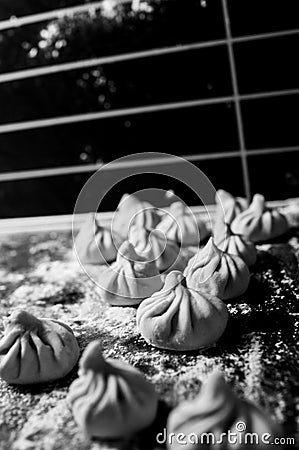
left=97, top=240, right=163, bottom=306
left=231, top=194, right=289, bottom=242
left=184, top=238, right=250, bottom=301
left=156, top=201, right=209, bottom=246
left=0, top=310, right=79, bottom=384
left=213, top=223, right=257, bottom=267
left=167, top=372, right=283, bottom=449
left=112, top=194, right=161, bottom=240
left=67, top=340, right=158, bottom=439
left=74, top=213, right=123, bottom=265
left=136, top=270, right=228, bottom=351
left=128, top=225, right=180, bottom=272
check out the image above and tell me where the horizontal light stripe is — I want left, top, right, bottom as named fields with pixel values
left=233, top=28, right=299, bottom=44
left=1, top=84, right=299, bottom=135
left=1, top=29, right=299, bottom=85
left=0, top=1, right=132, bottom=31
left=0, top=198, right=295, bottom=235
left=0, top=152, right=241, bottom=182
left=247, top=146, right=299, bottom=156
left=240, top=88, right=299, bottom=101
left=0, top=96, right=234, bottom=134
left=0, top=39, right=227, bottom=84
left=0, top=147, right=298, bottom=183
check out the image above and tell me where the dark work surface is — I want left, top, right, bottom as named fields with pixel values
left=0, top=225, right=298, bottom=449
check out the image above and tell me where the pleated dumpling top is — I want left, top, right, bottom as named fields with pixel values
left=67, top=341, right=158, bottom=439
left=75, top=213, right=122, bottom=265
left=184, top=238, right=250, bottom=301
left=136, top=270, right=228, bottom=351
left=215, top=189, right=248, bottom=225
left=156, top=201, right=209, bottom=246
left=128, top=225, right=180, bottom=272
left=213, top=190, right=248, bottom=246
left=167, top=372, right=283, bottom=449
left=97, top=240, right=163, bottom=305
left=213, top=222, right=257, bottom=267
left=0, top=310, right=79, bottom=384
left=112, top=194, right=161, bottom=240
left=231, top=194, right=289, bottom=242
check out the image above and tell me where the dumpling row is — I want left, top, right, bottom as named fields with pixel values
left=75, top=195, right=208, bottom=269
left=67, top=343, right=283, bottom=445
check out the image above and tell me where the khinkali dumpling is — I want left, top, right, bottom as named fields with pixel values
left=128, top=225, right=180, bottom=271
left=167, top=372, right=283, bottom=449
left=68, top=340, right=158, bottom=439
left=136, top=270, right=228, bottom=351
left=213, top=190, right=248, bottom=244
left=184, top=238, right=250, bottom=301
left=112, top=194, right=160, bottom=240
left=214, top=223, right=257, bottom=267
left=280, top=199, right=299, bottom=228
left=215, top=189, right=248, bottom=225
left=97, top=240, right=163, bottom=306
left=157, top=201, right=209, bottom=246
left=231, top=194, right=289, bottom=242
left=0, top=310, right=79, bottom=384
left=75, top=213, right=122, bottom=264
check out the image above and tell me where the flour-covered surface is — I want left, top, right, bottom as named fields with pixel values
left=0, top=229, right=299, bottom=450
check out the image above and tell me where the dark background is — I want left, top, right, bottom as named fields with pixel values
left=0, top=0, right=299, bottom=217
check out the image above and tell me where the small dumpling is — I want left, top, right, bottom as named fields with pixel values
left=214, top=223, right=257, bottom=267
left=167, top=372, right=283, bottom=450
left=184, top=238, right=250, bottom=301
left=231, top=194, right=289, bottom=242
left=0, top=310, right=79, bottom=384
left=215, top=189, right=248, bottom=224
left=156, top=201, right=209, bottom=246
left=128, top=225, right=180, bottom=271
left=112, top=194, right=161, bottom=240
left=67, top=340, right=158, bottom=439
left=74, top=213, right=123, bottom=265
left=213, top=190, right=248, bottom=243
left=136, top=270, right=228, bottom=351
left=97, top=240, right=163, bottom=306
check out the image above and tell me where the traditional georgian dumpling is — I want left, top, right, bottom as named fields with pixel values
left=167, top=372, right=283, bottom=450
left=213, top=190, right=248, bottom=246
left=213, top=223, right=257, bottom=267
left=128, top=225, right=180, bottom=271
left=231, top=194, right=289, bottom=242
left=215, top=189, right=248, bottom=225
left=0, top=310, right=79, bottom=384
left=75, top=213, right=122, bottom=265
left=97, top=240, right=163, bottom=306
left=136, top=270, right=228, bottom=351
left=112, top=194, right=161, bottom=240
left=184, top=238, right=250, bottom=301
left=157, top=201, right=209, bottom=246
left=68, top=341, right=158, bottom=439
